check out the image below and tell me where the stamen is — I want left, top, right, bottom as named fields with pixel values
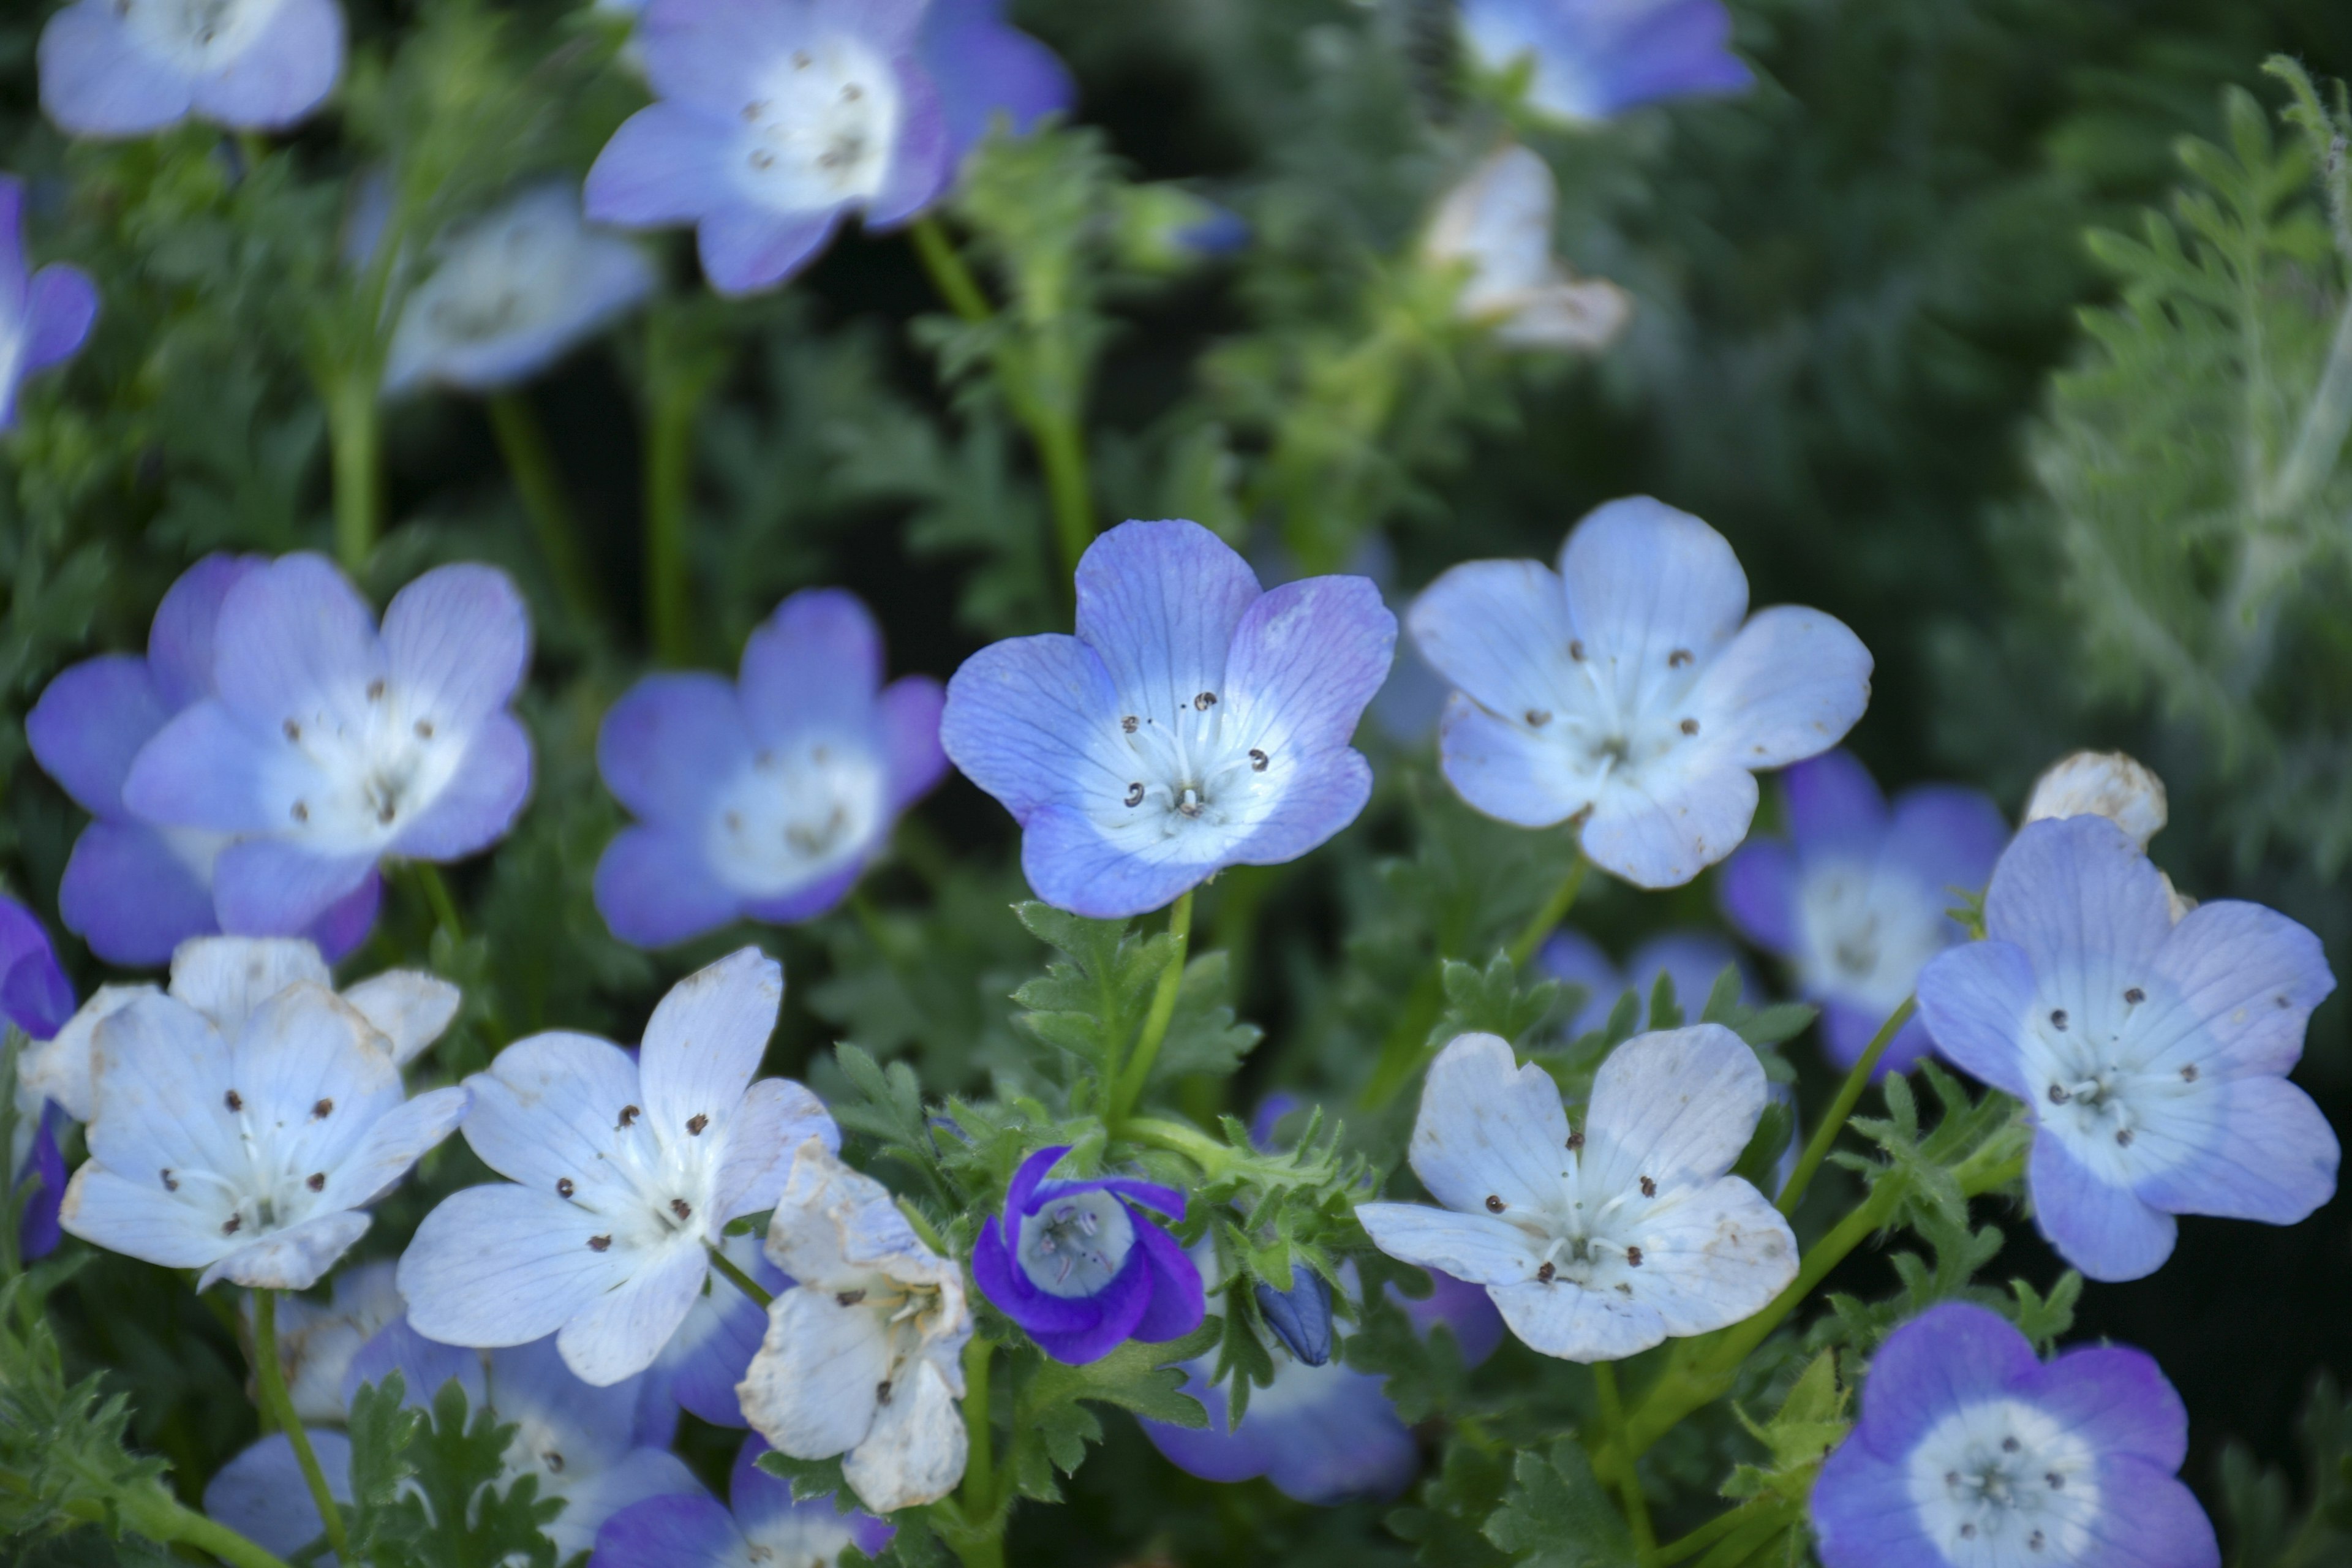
left=160, top=1168, right=178, bottom=1191
left=1569, top=640, right=1586, bottom=660
left=875, top=1379, right=893, bottom=1405
left=588, top=1234, right=612, bottom=1251
left=837, top=1289, right=866, bottom=1306
left=2049, top=1009, right=2068, bottom=1030
left=1249, top=749, right=1268, bottom=771
left=1484, top=1194, right=1505, bottom=1213
left=1625, top=1246, right=1643, bottom=1267
left=1668, top=649, right=1693, bottom=668
left=687, top=1113, right=709, bottom=1135
left=283, top=719, right=301, bottom=741
left=224, top=1090, right=243, bottom=1112
left=1121, top=715, right=1138, bottom=733
left=306, top=1172, right=325, bottom=1191
left=1125, top=783, right=1145, bottom=807
left=557, top=1178, right=575, bottom=1198
left=1193, top=692, right=1217, bottom=710
left=617, top=1104, right=641, bottom=1129
left=311, top=1098, right=333, bottom=1118
left=1679, top=718, right=1698, bottom=735
left=1526, top=709, right=1551, bottom=727
left=670, top=1198, right=693, bottom=1221
left=2124, top=987, right=2144, bottom=1004
left=1638, top=1175, right=1656, bottom=1197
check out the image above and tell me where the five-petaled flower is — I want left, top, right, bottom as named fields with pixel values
left=941, top=519, right=1396, bottom=920
left=31, top=559, right=390, bottom=964
left=737, top=1138, right=974, bottom=1514
left=39, top=0, right=345, bottom=138
left=1408, top=496, right=1871, bottom=889
left=1812, top=1302, right=2219, bottom=1568
left=399, top=948, right=836, bottom=1385
left=1721, top=749, right=2008, bottom=1076
left=594, top=589, right=946, bottom=948
left=970, top=1144, right=1204, bottom=1365
left=120, top=554, right=534, bottom=940
left=1917, top=815, right=2338, bottom=1282
left=58, top=979, right=468, bottom=1291
left=1356, top=1028, right=1796, bottom=1362
left=1458, top=0, right=1752, bottom=124
left=0, top=175, right=98, bottom=432
left=595, top=1434, right=893, bottom=1568
left=1423, top=145, right=1630, bottom=352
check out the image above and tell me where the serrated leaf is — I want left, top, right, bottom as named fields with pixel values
left=753, top=1449, right=859, bottom=1508
left=1482, top=1439, right=1638, bottom=1568
left=1147, top=949, right=1264, bottom=1083
left=1006, top=1325, right=1216, bottom=1502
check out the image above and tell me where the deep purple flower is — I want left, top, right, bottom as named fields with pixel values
left=594, top=1435, right=891, bottom=1568
left=1721, top=750, right=2008, bottom=1077
left=1812, top=1302, right=2217, bottom=1568
left=119, top=555, right=532, bottom=940
left=1537, top=927, right=1755, bottom=1036
left=585, top=0, right=952, bottom=296
left=1, top=895, right=76, bottom=1264
left=0, top=895, right=75, bottom=1043
left=1917, top=816, right=2338, bottom=1282
left=970, top=1144, right=1204, bottom=1365
left=39, top=0, right=345, bottom=138
left=1460, top=0, right=1752, bottom=124
left=0, top=176, right=97, bottom=432
left=594, top=589, right=944, bottom=948
left=916, top=0, right=1073, bottom=163
left=29, top=557, right=383, bottom=964
left=941, top=520, right=1396, bottom=919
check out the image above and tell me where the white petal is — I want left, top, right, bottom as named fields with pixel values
left=461, top=1030, right=641, bottom=1197
left=738, top=1287, right=889, bottom=1459
left=761, top=1139, right=949, bottom=1292
left=202, top=1210, right=372, bottom=1292
left=84, top=993, right=241, bottom=1180
left=1622, top=1179, right=1796, bottom=1337
left=231, top=987, right=404, bottom=1172
left=1685, top=604, right=1871, bottom=772
left=1558, top=498, right=1749, bottom=718
left=555, top=1243, right=709, bottom=1386
left=326, top=1086, right=469, bottom=1209
left=1355, top=1202, right=1544, bottom=1286
left=639, top=947, right=783, bottom=1142
left=1583, top=1025, right=1765, bottom=1196
left=1580, top=754, right=1759, bottom=889
left=399, top=1184, right=631, bottom=1348
left=340, top=970, right=462, bottom=1066
left=713, top=1077, right=840, bottom=1221
left=846, top=1352, right=969, bottom=1512
left=169, top=937, right=332, bottom=1036
left=59, top=1164, right=229, bottom=1270
left=1408, top=1032, right=1575, bottom=1215
left=1488, top=1278, right=1665, bottom=1362
left=1408, top=559, right=1577, bottom=728
left=21, top=983, right=150, bottom=1122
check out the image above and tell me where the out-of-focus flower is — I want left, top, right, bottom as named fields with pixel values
left=1408, top=497, right=1871, bottom=889
left=38, top=0, right=345, bottom=138
left=1357, top=1029, right=1795, bottom=1362
left=1458, top=0, right=1751, bottom=124
left=381, top=183, right=657, bottom=398
left=737, top=1139, right=972, bottom=1514
left=595, top=1435, right=893, bottom=1567
left=970, top=1144, right=1203, bottom=1365
left=1719, top=750, right=2008, bottom=1076
left=400, top=949, right=835, bottom=1385
left=941, top=519, right=1396, bottom=919
left=1111, top=184, right=1250, bottom=274
left=59, top=982, right=467, bottom=1291
left=0, top=176, right=97, bottom=432
left=1917, top=816, right=2337, bottom=1282
left=121, top=556, right=533, bottom=938
left=594, top=590, right=944, bottom=948
left=585, top=0, right=951, bottom=296
left=263, top=1259, right=405, bottom=1427
left=2, top=894, right=77, bottom=1262
left=1812, top=1303, right=2218, bottom=1568
left=1536, top=927, right=1755, bottom=1036
left=1423, top=145, right=1629, bottom=351
left=916, top=0, right=1073, bottom=163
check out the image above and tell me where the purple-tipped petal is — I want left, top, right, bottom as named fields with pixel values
left=1848, top=1303, right=2037, bottom=1458
left=213, top=839, right=377, bottom=937
left=1983, top=816, right=2174, bottom=978
left=918, top=0, right=1076, bottom=159
left=1222, top=576, right=1396, bottom=756
left=23, top=264, right=99, bottom=374
left=17, top=1105, right=67, bottom=1261
left=209, top=554, right=386, bottom=729
left=2150, top=899, right=2334, bottom=1077
left=148, top=554, right=264, bottom=710
left=1880, top=784, right=2008, bottom=904
left=308, top=871, right=382, bottom=962
left=878, top=676, right=948, bottom=811
left=940, top=635, right=1121, bottom=821
left=1915, top=939, right=2037, bottom=1099
left=1125, top=1219, right=1205, bottom=1344
left=1780, top=750, right=1887, bottom=859
left=1684, top=605, right=1871, bottom=772
left=2129, top=1074, right=2337, bottom=1226
left=1716, top=837, right=1800, bottom=956
left=2016, top=1344, right=2188, bottom=1471
left=598, top=673, right=750, bottom=823
left=1073, top=521, right=1262, bottom=723
left=698, top=208, right=842, bottom=297
left=1434, top=693, right=1589, bottom=827
left=594, top=1491, right=743, bottom=1568
left=1557, top=497, right=1749, bottom=681
left=586, top=104, right=745, bottom=228
left=1408, top=559, right=1575, bottom=731
left=382, top=564, right=531, bottom=733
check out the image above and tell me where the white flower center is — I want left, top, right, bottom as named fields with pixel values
left=2019, top=969, right=2214, bottom=1185
left=1489, top=1144, right=1665, bottom=1298
left=167, top=1088, right=347, bottom=1245
left=1015, top=1189, right=1134, bottom=1298
left=118, top=0, right=284, bottom=71
left=741, top=1508, right=861, bottom=1567
left=734, top=40, right=901, bottom=211
left=268, top=681, right=465, bottom=856
left=1795, top=858, right=1949, bottom=1014
left=560, top=1105, right=723, bottom=1258
left=1904, top=1398, right=2102, bottom=1564
left=406, top=209, right=580, bottom=348
left=703, top=740, right=886, bottom=899
left=1092, top=689, right=1290, bottom=858
left=1502, top=640, right=1708, bottom=802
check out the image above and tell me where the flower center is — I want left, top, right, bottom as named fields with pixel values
left=119, top=0, right=281, bottom=69
left=561, top=1107, right=721, bottom=1256
left=171, top=1090, right=344, bottom=1245
left=1500, top=1148, right=1657, bottom=1294
left=704, top=739, right=886, bottom=899
left=1097, top=691, right=1285, bottom=852
left=2023, top=978, right=2206, bottom=1179
left=1016, top=1189, right=1135, bottom=1299
left=272, top=683, right=464, bottom=856
left=1509, top=640, right=1706, bottom=795
left=1905, top=1398, right=2101, bottom=1562
left=736, top=40, right=900, bottom=211
left=1795, top=860, right=1948, bottom=1014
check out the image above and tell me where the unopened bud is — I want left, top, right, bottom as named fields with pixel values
left=2024, top=751, right=2167, bottom=850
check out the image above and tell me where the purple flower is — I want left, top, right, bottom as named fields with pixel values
left=29, top=557, right=383, bottom=964
left=1408, top=497, right=1871, bottom=889
left=1917, top=816, right=2339, bottom=1283
left=119, top=555, right=532, bottom=939
left=1812, top=1302, right=2218, bottom=1568
left=38, top=0, right=345, bottom=139
left=916, top=0, right=1074, bottom=164
left=594, top=589, right=945, bottom=948
left=0, top=176, right=97, bottom=432
left=4, top=895, right=76, bottom=1264
left=1721, top=750, right=2008, bottom=1077
left=970, top=1144, right=1204, bottom=1365
left=0, top=895, right=75, bottom=1044
left=594, top=1435, right=892, bottom=1568
left=941, top=520, right=1396, bottom=919
left=1537, top=927, right=1755, bottom=1036
left=1460, top=0, right=1752, bottom=124
left=584, top=0, right=952, bottom=296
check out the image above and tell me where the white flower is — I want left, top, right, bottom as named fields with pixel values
left=2023, top=751, right=2168, bottom=850
left=1423, top=145, right=1630, bottom=352
left=1357, top=1028, right=1796, bottom=1362
left=22, top=935, right=458, bottom=1123
left=737, top=1139, right=973, bottom=1514
left=58, top=982, right=468, bottom=1291
left=397, top=947, right=837, bottom=1386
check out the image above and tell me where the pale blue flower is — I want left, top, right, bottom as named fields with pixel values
left=1460, top=0, right=1751, bottom=124
left=39, top=0, right=345, bottom=138
left=594, top=1436, right=892, bottom=1568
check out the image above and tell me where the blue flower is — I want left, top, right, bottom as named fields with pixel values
left=29, top=557, right=384, bottom=963
left=594, top=589, right=946, bottom=949
left=1812, top=1302, right=2218, bottom=1568
left=1537, top=927, right=1755, bottom=1036
left=0, top=176, right=97, bottom=432
left=1917, top=815, right=2339, bottom=1283
left=595, top=1435, right=892, bottom=1568
left=916, top=0, right=1074, bottom=165
left=1, top=897, right=75, bottom=1264
left=1408, top=496, right=1871, bottom=889
left=39, top=0, right=344, bottom=138
left=399, top=949, right=837, bottom=1385
left=119, top=555, right=532, bottom=939
left=1721, top=750, right=2008, bottom=1076
left=585, top=0, right=954, bottom=295
left=56, top=979, right=468, bottom=1291
left=970, top=1144, right=1204, bottom=1365
left=1357, top=1028, right=1795, bottom=1362
left=941, top=520, right=1397, bottom=919
left=1459, top=0, right=1752, bottom=124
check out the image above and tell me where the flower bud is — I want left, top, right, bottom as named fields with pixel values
left=1255, top=1268, right=1335, bottom=1367
left=2023, top=751, right=2167, bottom=850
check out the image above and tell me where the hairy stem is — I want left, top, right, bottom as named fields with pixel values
left=488, top=391, right=605, bottom=629
left=1107, top=891, right=1194, bottom=1131
left=706, top=1243, right=774, bottom=1310
left=251, top=1291, right=348, bottom=1561
left=327, top=371, right=381, bottom=573
left=1593, top=1360, right=1657, bottom=1566
left=1776, top=997, right=1915, bottom=1215
left=641, top=305, right=727, bottom=667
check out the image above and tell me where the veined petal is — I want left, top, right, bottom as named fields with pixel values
left=209, top=554, right=386, bottom=733
left=399, top=1185, right=633, bottom=1347
left=712, top=1076, right=839, bottom=1221
left=2146, top=899, right=2333, bottom=1078
left=940, top=633, right=1124, bottom=820
left=1354, top=1202, right=1544, bottom=1286
left=845, top=1351, right=968, bottom=1512
left=1684, top=604, right=1871, bottom=772
left=1984, top=817, right=2174, bottom=981
left=2130, top=1074, right=2336, bottom=1226
left=328, top=1087, right=469, bottom=1209
left=556, top=1243, right=709, bottom=1385
left=390, top=710, right=533, bottom=861
left=1487, top=1276, right=1664, bottom=1362
left=1072, top=521, right=1262, bottom=724
left=59, top=1164, right=228, bottom=1270
left=58, top=822, right=220, bottom=967
left=1583, top=1025, right=1764, bottom=1193
left=202, top=1431, right=352, bottom=1561
left=737, top=589, right=884, bottom=747
left=1221, top=576, right=1396, bottom=756
left=1408, top=557, right=1575, bottom=726
left=1580, top=754, right=1758, bottom=889
left=201, top=1210, right=372, bottom=1292
left=596, top=825, right=744, bottom=949
left=1408, top=1031, right=1574, bottom=1214
left=23, top=984, right=151, bottom=1123
left=26, top=654, right=164, bottom=816
left=2016, top=1344, right=2188, bottom=1471
left=598, top=672, right=749, bottom=823
left=168, top=937, right=331, bottom=1036
left=85, top=993, right=239, bottom=1177
left=640, top=948, right=783, bottom=1143
left=213, top=840, right=378, bottom=937
left=549, top=1446, right=706, bottom=1559
left=1618, top=1178, right=1794, bottom=1337
left=37, top=1, right=195, bottom=137
left=1558, top=498, right=1749, bottom=716
left=1845, top=1303, right=2037, bottom=1459
left=461, top=1030, right=641, bottom=1194
left=739, top=1287, right=888, bottom=1458
left=1434, top=694, right=1592, bottom=828
left=339, top=971, right=462, bottom=1066
left=1915, top=939, right=2038, bottom=1099
left=2028, top=1132, right=2176, bottom=1283
left=120, top=703, right=281, bottom=834
left=382, top=564, right=530, bottom=733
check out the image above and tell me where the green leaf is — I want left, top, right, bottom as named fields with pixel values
left=1010, top=902, right=1174, bottom=1093
left=1006, top=1325, right=1216, bottom=1502
left=1431, top=954, right=1565, bottom=1050
left=753, top=1449, right=860, bottom=1509
left=1147, top=949, right=1264, bottom=1084
left=2008, top=1273, right=2084, bottom=1354
left=1481, top=1439, right=1638, bottom=1568
left=1387, top=1440, right=1513, bottom=1568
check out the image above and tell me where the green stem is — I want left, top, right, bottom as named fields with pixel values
left=1689, top=1512, right=1793, bottom=1568
left=251, top=1292, right=348, bottom=1561
left=411, top=862, right=464, bottom=946
left=1593, top=1360, right=1657, bottom=1566
left=1031, top=407, right=1098, bottom=585
left=1657, top=1499, right=1778, bottom=1566
left=706, top=1243, right=774, bottom=1310
left=956, top=1336, right=1001, bottom=1567
left=1106, top=891, right=1193, bottom=1131
left=488, top=391, right=605, bottom=630
left=1122, top=1115, right=1231, bottom=1172
left=909, top=216, right=993, bottom=324
left=1357, top=965, right=1450, bottom=1112
left=1776, top=997, right=1915, bottom=1216
left=1507, top=851, right=1589, bottom=968
left=0, top=1474, right=301, bottom=1568
left=328, top=371, right=381, bottom=573
left=641, top=306, right=726, bottom=667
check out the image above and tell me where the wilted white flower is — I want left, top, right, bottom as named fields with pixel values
left=1423, top=145, right=1630, bottom=352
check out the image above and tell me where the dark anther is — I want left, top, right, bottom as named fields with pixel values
left=1945, top=1471, right=1960, bottom=1487
left=1526, top=709, right=1551, bottom=727
left=2049, top=1009, right=2068, bottom=1030
left=415, top=719, right=434, bottom=739
left=1536, top=1262, right=1556, bottom=1283
left=367, top=679, right=386, bottom=701
left=1121, top=715, right=1139, bottom=733
left=2124, top=987, right=2145, bottom=1004
left=2047, top=1084, right=2070, bottom=1104
left=618, top=1104, right=641, bottom=1128
left=292, top=802, right=309, bottom=823
left=311, top=1098, right=333, bottom=1118
left=2046, top=1472, right=2065, bottom=1489
left=1668, top=649, right=1694, bottom=668
left=225, top=1090, right=244, bottom=1112
left=2002, top=1436, right=2021, bottom=1453
left=837, top=1289, right=867, bottom=1307
left=2029, top=1531, right=2046, bottom=1552
left=1679, top=718, right=1699, bottom=736
left=1483, top=1194, right=1505, bottom=1213
left=670, top=1198, right=693, bottom=1221
left=1960, top=1524, right=1977, bottom=1540
left=725, top=811, right=744, bottom=831
left=792, top=50, right=810, bottom=66
left=843, top=83, right=862, bottom=100
left=2180, top=1064, right=2199, bottom=1082
left=222, top=1215, right=243, bottom=1235
left=1638, top=1175, right=1656, bottom=1198
left=160, top=1168, right=178, bottom=1191
left=875, top=1380, right=894, bottom=1405
left=306, top=1172, right=326, bottom=1192
left=1194, top=691, right=1218, bottom=710
left=376, top=802, right=396, bottom=826
left=2116, top=1128, right=2134, bottom=1147
left=1566, top=1130, right=1583, bottom=1151
left=1569, top=639, right=1587, bottom=661
left=588, top=1235, right=612, bottom=1251
left=545, top=1452, right=565, bottom=1474
left=557, top=1178, right=575, bottom=1198
left=283, top=718, right=301, bottom=741
left=1125, top=782, right=1145, bottom=807
left=2277, top=993, right=2293, bottom=1009
left=687, top=1113, right=710, bottom=1136
left=1250, top=749, right=1269, bottom=771
left=1626, top=1246, right=1644, bottom=1267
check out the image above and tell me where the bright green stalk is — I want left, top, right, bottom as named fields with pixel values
left=1507, top=852, right=1589, bottom=968
left=488, top=391, right=605, bottom=629
left=328, top=371, right=382, bottom=573
left=251, top=1292, right=348, bottom=1561
left=1656, top=1498, right=1783, bottom=1566
left=952, top=1336, right=1004, bottom=1568
left=1107, top=891, right=1194, bottom=1131
left=1776, top=996, right=1917, bottom=1216
left=706, top=1243, right=774, bottom=1310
